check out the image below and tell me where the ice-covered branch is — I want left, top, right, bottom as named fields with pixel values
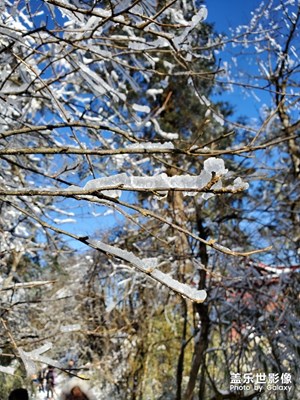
left=0, top=365, right=15, bottom=375
left=0, top=143, right=176, bottom=156
left=1, top=136, right=297, bottom=158
left=4, top=197, right=272, bottom=262
left=18, top=343, right=78, bottom=377
left=0, top=158, right=249, bottom=197
left=0, top=280, right=56, bottom=291
left=1, top=122, right=136, bottom=141
left=85, top=238, right=207, bottom=303
left=66, top=158, right=227, bottom=195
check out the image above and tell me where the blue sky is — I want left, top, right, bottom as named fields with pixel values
left=206, top=0, right=269, bottom=120
left=206, top=0, right=260, bottom=30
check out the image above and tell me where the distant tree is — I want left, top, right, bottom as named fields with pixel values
left=211, top=0, right=300, bottom=398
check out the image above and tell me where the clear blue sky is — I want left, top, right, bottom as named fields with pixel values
left=206, top=0, right=261, bottom=31
left=206, top=0, right=270, bottom=120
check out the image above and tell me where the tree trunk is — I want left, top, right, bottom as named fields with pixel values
left=184, top=206, right=210, bottom=400
left=184, top=302, right=210, bottom=400
left=176, top=299, right=188, bottom=400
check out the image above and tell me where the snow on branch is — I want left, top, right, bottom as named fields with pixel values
left=0, top=365, right=15, bottom=375
left=173, top=7, right=208, bottom=49
left=0, top=158, right=249, bottom=198
left=2, top=198, right=273, bottom=311
left=18, top=343, right=77, bottom=377
left=0, top=280, right=56, bottom=291
left=86, top=238, right=207, bottom=303
left=65, top=157, right=248, bottom=197
left=0, top=318, right=64, bottom=378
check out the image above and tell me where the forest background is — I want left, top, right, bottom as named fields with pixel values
left=0, top=0, right=299, bottom=399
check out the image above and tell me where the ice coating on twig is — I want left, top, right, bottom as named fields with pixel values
left=60, top=324, right=81, bottom=333
left=203, top=157, right=228, bottom=176
left=65, top=157, right=249, bottom=199
left=86, top=239, right=206, bottom=303
left=30, top=342, right=53, bottom=356
left=233, top=177, right=249, bottom=190
left=151, top=269, right=207, bottom=303
left=18, top=343, right=66, bottom=376
left=18, top=348, right=37, bottom=376
left=126, top=142, right=174, bottom=150
left=173, top=7, right=208, bottom=49
left=87, top=238, right=158, bottom=272
left=67, top=169, right=211, bottom=192
left=132, top=104, right=151, bottom=113
left=0, top=365, right=15, bottom=375
left=152, top=119, right=179, bottom=140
